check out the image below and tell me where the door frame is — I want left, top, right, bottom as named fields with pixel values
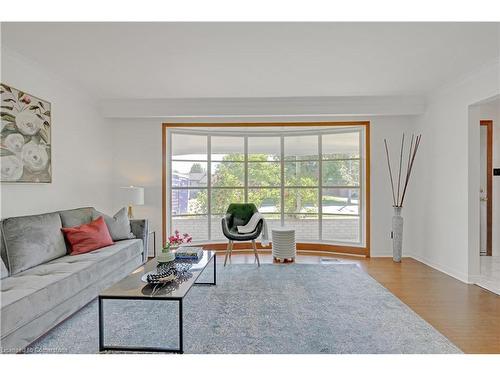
left=480, top=120, right=493, bottom=256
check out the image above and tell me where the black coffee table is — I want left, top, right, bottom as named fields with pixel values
left=98, top=250, right=216, bottom=353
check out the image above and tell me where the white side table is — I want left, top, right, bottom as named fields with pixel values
left=271, top=227, right=296, bottom=262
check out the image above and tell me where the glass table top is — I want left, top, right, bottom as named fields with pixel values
left=99, top=250, right=215, bottom=300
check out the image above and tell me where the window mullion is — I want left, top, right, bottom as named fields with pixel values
left=168, top=130, right=173, bottom=240
left=244, top=136, right=248, bottom=202
left=318, top=134, right=323, bottom=241
left=280, top=135, right=285, bottom=226
left=359, top=129, right=364, bottom=245
left=207, top=136, right=211, bottom=241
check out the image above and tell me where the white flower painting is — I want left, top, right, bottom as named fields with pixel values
left=1, top=83, right=51, bottom=183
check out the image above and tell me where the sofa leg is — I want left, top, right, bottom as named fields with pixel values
left=224, top=240, right=233, bottom=267
left=252, top=240, right=260, bottom=267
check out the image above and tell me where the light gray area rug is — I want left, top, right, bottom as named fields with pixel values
left=27, top=264, right=461, bottom=354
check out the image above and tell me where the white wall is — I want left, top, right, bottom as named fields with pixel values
left=0, top=48, right=114, bottom=218
left=408, top=60, right=500, bottom=282
left=109, top=115, right=416, bottom=257
left=110, top=119, right=162, bottom=239
left=478, top=99, right=500, bottom=256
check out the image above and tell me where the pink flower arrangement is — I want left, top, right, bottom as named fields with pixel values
left=168, top=230, right=192, bottom=247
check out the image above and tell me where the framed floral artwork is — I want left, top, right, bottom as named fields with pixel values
left=1, top=83, right=51, bottom=183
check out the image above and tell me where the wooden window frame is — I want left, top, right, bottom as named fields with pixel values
left=162, top=121, right=371, bottom=257
left=480, top=120, right=493, bottom=256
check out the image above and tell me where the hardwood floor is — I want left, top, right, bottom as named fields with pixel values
left=215, top=250, right=500, bottom=354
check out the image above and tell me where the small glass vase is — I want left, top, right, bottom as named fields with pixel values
left=157, top=245, right=177, bottom=263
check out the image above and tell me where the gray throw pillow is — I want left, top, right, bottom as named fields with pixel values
left=0, top=257, right=8, bottom=279
left=59, top=207, right=93, bottom=228
left=3, top=212, right=67, bottom=274
left=92, top=207, right=135, bottom=241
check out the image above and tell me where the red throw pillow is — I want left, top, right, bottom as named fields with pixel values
left=61, top=216, right=114, bottom=255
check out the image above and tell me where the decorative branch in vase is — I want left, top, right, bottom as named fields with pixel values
left=384, top=133, right=421, bottom=262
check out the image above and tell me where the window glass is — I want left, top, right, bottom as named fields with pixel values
left=172, top=133, right=207, bottom=160
left=248, top=137, right=280, bottom=161
left=322, top=160, right=360, bottom=186
left=211, top=188, right=245, bottom=215
left=283, top=214, right=319, bottom=240
left=211, top=136, right=244, bottom=161
left=322, top=188, right=360, bottom=215
left=285, top=161, right=319, bottom=186
left=284, top=135, right=318, bottom=160
left=248, top=162, right=281, bottom=186
left=248, top=188, right=281, bottom=213
left=172, top=216, right=208, bottom=241
left=284, top=188, right=319, bottom=213
left=322, top=215, right=360, bottom=243
left=172, top=161, right=207, bottom=187
left=169, top=129, right=363, bottom=244
left=211, top=162, right=244, bottom=187
left=171, top=189, right=207, bottom=215
left=322, top=132, right=360, bottom=159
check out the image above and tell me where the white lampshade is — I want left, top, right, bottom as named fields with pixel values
left=120, top=186, right=144, bottom=206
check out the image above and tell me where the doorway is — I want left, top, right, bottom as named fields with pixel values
left=479, top=120, right=492, bottom=256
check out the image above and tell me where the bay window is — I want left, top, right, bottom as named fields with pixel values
left=166, top=125, right=367, bottom=248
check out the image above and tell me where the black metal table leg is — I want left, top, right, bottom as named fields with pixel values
left=214, top=253, right=217, bottom=285
left=153, top=232, right=156, bottom=258
left=179, top=299, right=183, bottom=354
left=98, top=297, right=104, bottom=352
left=194, top=253, right=217, bottom=286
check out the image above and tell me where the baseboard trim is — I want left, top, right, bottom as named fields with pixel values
left=475, top=278, right=500, bottom=295
left=407, top=253, right=472, bottom=284
left=370, top=252, right=393, bottom=257
left=409, top=255, right=499, bottom=295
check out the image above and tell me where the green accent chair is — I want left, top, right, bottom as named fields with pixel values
left=221, top=203, right=262, bottom=266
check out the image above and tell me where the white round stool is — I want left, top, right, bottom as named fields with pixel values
left=271, top=227, right=296, bottom=262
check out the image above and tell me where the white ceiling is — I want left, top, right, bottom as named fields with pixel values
left=1, top=22, right=499, bottom=100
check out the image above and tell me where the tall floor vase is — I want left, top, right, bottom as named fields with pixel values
left=392, top=206, right=403, bottom=262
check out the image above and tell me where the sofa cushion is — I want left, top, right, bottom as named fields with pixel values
left=92, top=207, right=135, bottom=241
left=0, top=258, right=8, bottom=280
left=2, top=212, right=67, bottom=275
left=58, top=207, right=93, bottom=228
left=1, top=239, right=143, bottom=339
left=62, top=216, right=114, bottom=255
left=0, top=225, right=9, bottom=273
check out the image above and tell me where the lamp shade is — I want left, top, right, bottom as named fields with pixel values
left=120, top=186, right=144, bottom=206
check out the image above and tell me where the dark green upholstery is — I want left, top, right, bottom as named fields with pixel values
left=227, top=203, right=258, bottom=225
left=221, top=203, right=263, bottom=241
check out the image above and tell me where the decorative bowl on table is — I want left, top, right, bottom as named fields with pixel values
left=141, top=261, right=193, bottom=285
